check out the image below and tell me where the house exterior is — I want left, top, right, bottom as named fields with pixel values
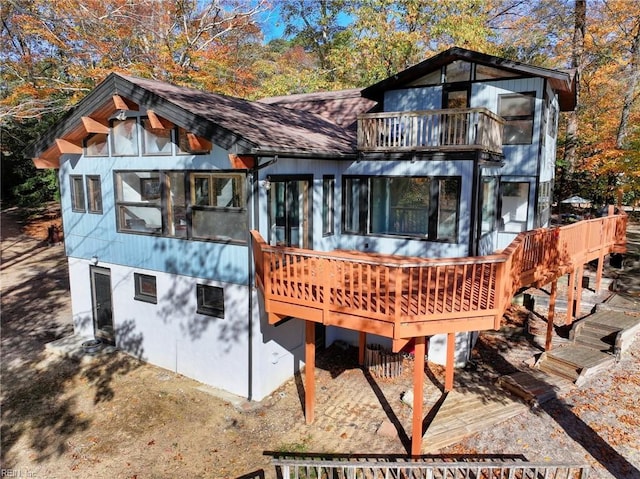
left=27, top=47, right=575, bottom=402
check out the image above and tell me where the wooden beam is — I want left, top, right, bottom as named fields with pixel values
left=545, top=280, right=558, bottom=351
left=411, top=336, right=426, bottom=457
left=229, top=154, right=255, bottom=169
left=574, top=265, right=584, bottom=319
left=566, top=270, right=575, bottom=325
left=55, top=139, right=82, bottom=154
left=186, top=132, right=212, bottom=153
left=147, top=109, right=174, bottom=129
left=81, top=116, right=109, bottom=134
left=112, top=94, right=129, bottom=111
left=32, top=157, right=60, bottom=169
left=595, top=248, right=605, bottom=292
left=304, top=321, right=316, bottom=424
left=112, top=94, right=138, bottom=111
left=444, top=332, right=455, bottom=392
left=358, top=331, right=367, bottom=365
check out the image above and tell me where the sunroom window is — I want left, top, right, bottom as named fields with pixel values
left=371, top=177, right=430, bottom=236
left=111, top=118, right=139, bottom=156
left=344, top=176, right=460, bottom=241
left=142, top=118, right=172, bottom=155
left=190, top=173, right=246, bottom=241
left=115, top=171, right=162, bottom=234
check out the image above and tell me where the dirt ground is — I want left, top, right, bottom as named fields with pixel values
left=1, top=204, right=639, bottom=479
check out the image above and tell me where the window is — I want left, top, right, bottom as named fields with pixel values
left=371, top=177, right=430, bottom=236
left=142, top=118, right=172, bottom=155
left=480, top=177, right=497, bottom=235
left=437, top=179, right=460, bottom=241
left=343, top=176, right=460, bottom=241
left=114, top=170, right=247, bottom=243
left=499, top=93, right=535, bottom=145
left=445, top=60, right=471, bottom=83
left=134, top=273, right=157, bottom=303
left=537, top=181, right=552, bottom=227
left=196, top=284, right=224, bottom=318
left=190, top=173, right=246, bottom=241
left=500, top=182, right=529, bottom=233
left=85, top=133, right=109, bottom=156
left=86, top=176, right=103, bottom=213
left=111, top=118, right=139, bottom=156
left=343, top=177, right=368, bottom=234
left=115, top=171, right=163, bottom=234
left=322, top=176, right=335, bottom=236
left=71, top=176, right=86, bottom=212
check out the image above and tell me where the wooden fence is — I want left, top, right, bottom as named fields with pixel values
left=273, top=458, right=590, bottom=479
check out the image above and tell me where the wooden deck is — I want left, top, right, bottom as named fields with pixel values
left=250, top=211, right=627, bottom=455
left=252, top=213, right=627, bottom=346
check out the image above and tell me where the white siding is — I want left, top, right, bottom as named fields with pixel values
left=68, top=257, right=305, bottom=401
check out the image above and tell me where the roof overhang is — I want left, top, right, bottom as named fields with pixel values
left=362, top=47, right=576, bottom=111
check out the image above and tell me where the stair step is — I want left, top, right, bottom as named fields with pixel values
left=577, top=327, right=617, bottom=343
left=539, top=361, right=580, bottom=381
left=574, top=337, right=613, bottom=352
left=580, top=321, right=623, bottom=334
left=539, top=356, right=581, bottom=381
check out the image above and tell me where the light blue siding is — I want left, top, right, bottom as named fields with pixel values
left=59, top=145, right=250, bottom=285
left=384, top=86, right=442, bottom=111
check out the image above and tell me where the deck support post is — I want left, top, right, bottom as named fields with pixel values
left=574, top=264, right=584, bottom=319
left=595, top=248, right=605, bottom=292
left=545, top=280, right=558, bottom=351
left=304, top=321, right=315, bottom=424
left=566, top=270, right=576, bottom=325
left=411, top=336, right=426, bottom=457
left=358, top=331, right=367, bottom=365
left=444, top=332, right=455, bottom=392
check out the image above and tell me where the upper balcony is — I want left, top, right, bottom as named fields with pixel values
left=357, top=108, right=504, bottom=156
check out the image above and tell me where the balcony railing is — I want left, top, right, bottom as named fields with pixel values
left=251, top=213, right=627, bottom=346
left=357, top=108, right=504, bottom=155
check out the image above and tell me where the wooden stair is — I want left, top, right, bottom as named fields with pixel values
left=535, top=310, right=640, bottom=386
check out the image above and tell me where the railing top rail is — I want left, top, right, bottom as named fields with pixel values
left=273, top=458, right=589, bottom=470
left=252, top=213, right=626, bottom=270
left=358, top=107, right=504, bottom=123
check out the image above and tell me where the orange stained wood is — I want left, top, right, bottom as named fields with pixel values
left=251, top=213, right=627, bottom=348
left=146, top=110, right=174, bottom=130
left=186, top=132, right=212, bottom=152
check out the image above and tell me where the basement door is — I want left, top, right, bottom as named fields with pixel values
left=90, top=266, right=115, bottom=346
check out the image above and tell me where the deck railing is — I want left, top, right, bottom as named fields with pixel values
left=357, top=108, right=504, bottom=154
left=273, top=458, right=591, bottom=479
left=251, top=213, right=627, bottom=341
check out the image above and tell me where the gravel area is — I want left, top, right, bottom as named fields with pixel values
left=2, top=206, right=639, bottom=479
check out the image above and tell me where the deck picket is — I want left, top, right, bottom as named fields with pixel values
left=251, top=214, right=627, bottom=340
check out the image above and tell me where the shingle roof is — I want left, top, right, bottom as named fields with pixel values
left=259, top=89, right=377, bottom=129
left=120, top=75, right=358, bottom=156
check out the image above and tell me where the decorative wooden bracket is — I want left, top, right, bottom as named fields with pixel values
left=81, top=116, right=109, bottom=134
left=147, top=110, right=174, bottom=130
left=112, top=94, right=138, bottom=111
left=229, top=154, right=255, bottom=169
left=185, top=132, right=212, bottom=153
